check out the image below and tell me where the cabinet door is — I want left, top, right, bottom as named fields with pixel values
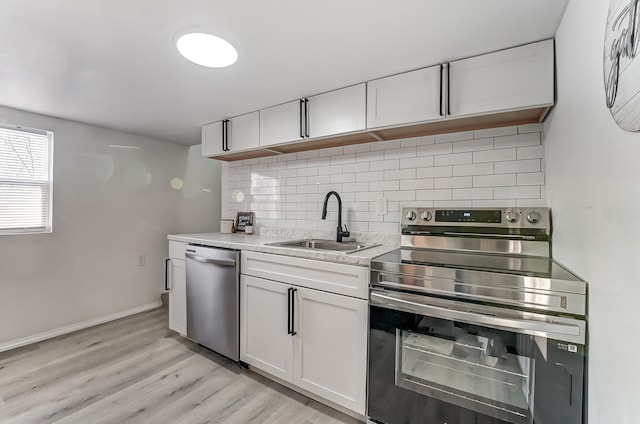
left=228, top=111, right=260, bottom=152
left=201, top=121, right=224, bottom=157
left=293, top=288, right=368, bottom=414
left=307, top=84, right=366, bottom=139
left=367, top=65, right=443, bottom=129
left=168, top=258, right=187, bottom=335
left=240, top=275, right=294, bottom=382
left=448, top=39, right=554, bottom=117
left=259, top=100, right=304, bottom=147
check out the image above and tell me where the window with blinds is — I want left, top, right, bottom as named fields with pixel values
left=0, top=124, right=53, bottom=234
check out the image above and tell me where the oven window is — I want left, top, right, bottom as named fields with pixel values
left=395, top=318, right=534, bottom=423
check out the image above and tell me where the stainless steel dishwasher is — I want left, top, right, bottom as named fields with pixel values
left=185, top=244, right=239, bottom=361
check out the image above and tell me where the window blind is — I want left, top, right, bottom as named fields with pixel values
left=0, top=125, right=53, bottom=234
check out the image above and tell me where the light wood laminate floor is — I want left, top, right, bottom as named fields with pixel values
left=0, top=307, right=361, bottom=424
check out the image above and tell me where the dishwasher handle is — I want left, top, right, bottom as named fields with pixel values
left=185, top=253, right=236, bottom=267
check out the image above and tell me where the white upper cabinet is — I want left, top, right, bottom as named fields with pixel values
left=202, top=111, right=260, bottom=157
left=448, top=39, right=554, bottom=118
left=367, top=65, right=443, bottom=129
left=259, top=100, right=305, bottom=147
left=260, top=85, right=367, bottom=147
left=307, top=84, right=366, bottom=138
left=201, top=120, right=223, bottom=157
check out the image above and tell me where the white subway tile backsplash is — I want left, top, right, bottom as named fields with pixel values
left=452, top=137, right=494, bottom=153
left=318, top=164, right=343, bottom=175
left=331, top=154, right=356, bottom=165
left=307, top=175, right=330, bottom=185
left=297, top=167, right=319, bottom=177
left=434, top=152, right=473, bottom=166
left=400, top=156, right=434, bottom=169
left=355, top=191, right=383, bottom=202
left=224, top=125, right=545, bottom=235
left=400, top=179, right=434, bottom=190
left=416, top=189, right=452, bottom=201
left=401, top=135, right=435, bottom=147
left=384, top=147, right=417, bottom=160
left=473, top=148, right=516, bottom=163
left=356, top=171, right=385, bottom=182
left=277, top=169, right=297, bottom=178
left=318, top=146, right=344, bottom=157
left=473, top=174, right=516, bottom=187
left=472, top=199, right=516, bottom=207
left=453, top=163, right=493, bottom=176
left=494, top=159, right=541, bottom=174
left=417, top=166, right=453, bottom=178
left=384, top=190, right=416, bottom=201
left=494, top=132, right=540, bottom=149
left=370, top=159, right=400, bottom=171
left=350, top=162, right=370, bottom=173
left=517, top=145, right=544, bottom=160
left=417, top=142, right=452, bottom=156
left=435, top=130, right=474, bottom=143
left=371, top=140, right=401, bottom=151
left=330, top=173, right=356, bottom=183
left=343, top=143, right=371, bottom=154
left=384, top=169, right=416, bottom=180
left=474, top=126, right=517, bottom=138
left=494, top=186, right=541, bottom=199
left=343, top=182, right=370, bottom=192
left=434, top=176, right=473, bottom=189
left=517, top=172, right=545, bottom=186
left=452, top=188, right=493, bottom=200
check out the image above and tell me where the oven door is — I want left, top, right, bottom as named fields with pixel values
left=368, top=289, right=586, bottom=424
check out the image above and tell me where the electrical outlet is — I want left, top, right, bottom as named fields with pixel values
left=376, top=197, right=387, bottom=216
left=137, top=254, right=146, bottom=266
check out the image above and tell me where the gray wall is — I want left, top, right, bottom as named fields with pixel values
left=545, top=0, right=639, bottom=422
left=0, top=106, right=220, bottom=348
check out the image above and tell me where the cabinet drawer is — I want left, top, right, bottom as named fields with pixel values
left=241, top=251, right=369, bottom=299
left=169, top=241, right=186, bottom=259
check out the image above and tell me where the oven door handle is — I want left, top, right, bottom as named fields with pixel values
left=370, top=291, right=585, bottom=344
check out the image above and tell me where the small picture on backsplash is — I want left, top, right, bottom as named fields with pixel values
left=235, top=212, right=254, bottom=232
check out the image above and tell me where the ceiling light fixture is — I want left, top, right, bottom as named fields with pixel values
left=176, top=33, right=238, bottom=68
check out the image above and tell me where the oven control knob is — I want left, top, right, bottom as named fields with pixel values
left=527, top=211, right=542, bottom=224
left=505, top=210, right=519, bottom=223
left=405, top=211, right=417, bottom=221
left=421, top=211, right=432, bottom=221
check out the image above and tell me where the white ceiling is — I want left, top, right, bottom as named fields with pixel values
left=0, top=0, right=569, bottom=146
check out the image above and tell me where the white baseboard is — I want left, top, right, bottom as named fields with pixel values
left=0, top=301, right=163, bottom=353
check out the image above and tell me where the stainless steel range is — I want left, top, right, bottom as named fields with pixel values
left=368, top=207, right=587, bottom=424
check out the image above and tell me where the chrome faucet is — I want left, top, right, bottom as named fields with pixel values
left=321, top=191, right=350, bottom=242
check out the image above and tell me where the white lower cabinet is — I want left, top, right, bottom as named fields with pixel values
left=294, top=286, right=367, bottom=414
left=168, top=259, right=186, bottom=335
left=240, top=273, right=368, bottom=415
left=168, top=253, right=187, bottom=335
left=240, top=275, right=293, bottom=381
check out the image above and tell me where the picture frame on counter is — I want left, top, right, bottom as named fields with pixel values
left=235, top=212, right=254, bottom=233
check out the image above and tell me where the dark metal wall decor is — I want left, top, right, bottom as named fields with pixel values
left=604, top=0, right=640, bottom=131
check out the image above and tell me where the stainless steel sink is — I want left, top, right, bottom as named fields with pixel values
left=265, top=239, right=380, bottom=254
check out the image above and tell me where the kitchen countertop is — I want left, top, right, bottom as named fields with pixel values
left=167, top=232, right=398, bottom=266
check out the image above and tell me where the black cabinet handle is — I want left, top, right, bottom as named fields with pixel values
left=287, top=287, right=292, bottom=334
left=290, top=288, right=297, bottom=336
left=164, top=258, right=170, bottom=291
left=304, top=98, right=309, bottom=138
left=222, top=119, right=230, bottom=151
left=299, top=99, right=305, bottom=138
left=447, top=63, right=451, bottom=116
left=439, top=64, right=444, bottom=117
